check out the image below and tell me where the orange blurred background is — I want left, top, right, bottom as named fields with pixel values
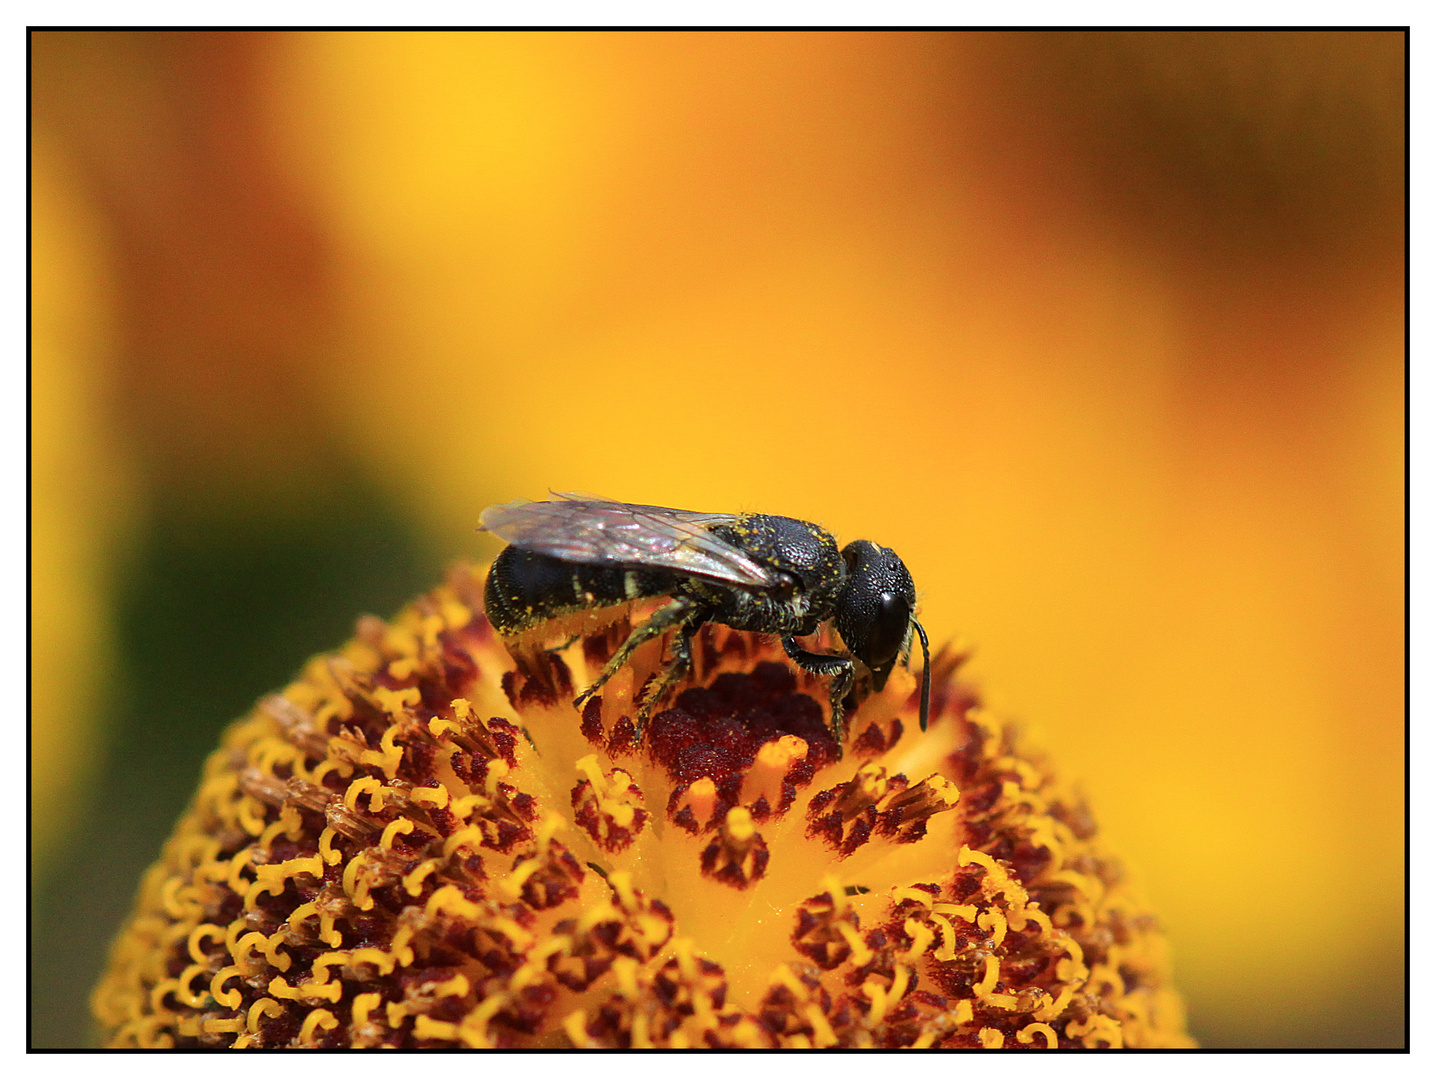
left=30, top=30, right=1405, bottom=1048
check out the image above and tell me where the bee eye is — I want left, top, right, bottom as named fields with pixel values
left=865, top=592, right=910, bottom=668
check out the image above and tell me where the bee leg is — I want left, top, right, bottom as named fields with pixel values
left=634, top=609, right=712, bottom=734
left=781, top=637, right=855, bottom=747
left=574, top=597, right=697, bottom=712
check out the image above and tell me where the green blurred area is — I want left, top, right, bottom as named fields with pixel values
left=30, top=470, right=441, bottom=1048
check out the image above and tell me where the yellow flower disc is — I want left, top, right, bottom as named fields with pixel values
left=93, top=564, right=1193, bottom=1048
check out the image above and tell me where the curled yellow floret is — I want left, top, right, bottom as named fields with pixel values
left=92, top=564, right=1192, bottom=1048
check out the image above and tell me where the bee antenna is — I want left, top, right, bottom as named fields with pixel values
left=911, top=618, right=931, bottom=732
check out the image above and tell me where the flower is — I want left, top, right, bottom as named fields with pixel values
left=92, top=563, right=1193, bottom=1048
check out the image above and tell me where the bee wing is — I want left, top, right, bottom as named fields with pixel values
left=479, top=497, right=777, bottom=587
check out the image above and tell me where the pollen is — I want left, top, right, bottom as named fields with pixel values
left=92, top=563, right=1193, bottom=1048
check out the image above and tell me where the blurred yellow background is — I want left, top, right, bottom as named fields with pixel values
left=31, top=30, right=1404, bottom=1048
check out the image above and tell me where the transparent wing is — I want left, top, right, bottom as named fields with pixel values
left=479, top=497, right=777, bottom=587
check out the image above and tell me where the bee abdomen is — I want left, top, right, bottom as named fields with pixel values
left=484, top=547, right=679, bottom=635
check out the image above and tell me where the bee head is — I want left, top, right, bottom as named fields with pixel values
left=836, top=539, right=916, bottom=684
left=835, top=540, right=932, bottom=731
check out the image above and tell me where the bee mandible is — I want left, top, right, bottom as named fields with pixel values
left=479, top=494, right=931, bottom=744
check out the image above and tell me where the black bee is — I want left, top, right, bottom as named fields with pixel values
left=479, top=494, right=931, bottom=744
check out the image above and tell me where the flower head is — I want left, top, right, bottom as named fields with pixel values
left=93, top=563, right=1192, bottom=1048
